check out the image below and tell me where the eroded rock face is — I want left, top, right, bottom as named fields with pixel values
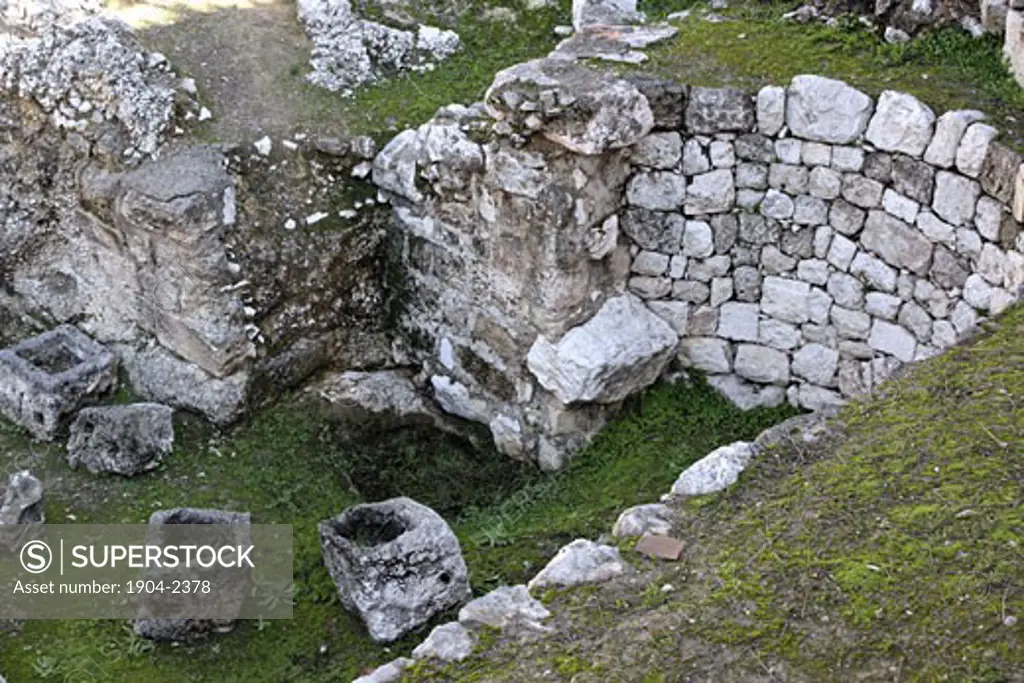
left=526, top=294, right=678, bottom=405
left=67, top=403, right=174, bottom=476
left=319, top=497, right=472, bottom=643
left=484, top=58, right=654, bottom=155
left=375, top=79, right=636, bottom=467
left=0, top=16, right=177, bottom=156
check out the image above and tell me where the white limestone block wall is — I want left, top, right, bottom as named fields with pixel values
left=374, top=61, right=1023, bottom=471
left=618, top=75, right=1024, bottom=412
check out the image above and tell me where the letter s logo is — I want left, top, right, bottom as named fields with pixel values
left=20, top=540, right=52, bottom=574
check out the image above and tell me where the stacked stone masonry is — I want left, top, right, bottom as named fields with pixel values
left=623, top=76, right=1024, bottom=412
left=374, top=66, right=1024, bottom=470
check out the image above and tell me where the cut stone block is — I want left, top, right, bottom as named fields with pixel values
left=67, top=404, right=175, bottom=476
left=0, top=325, right=117, bottom=441
left=634, top=534, right=684, bottom=561
left=320, top=497, right=471, bottom=643
left=133, top=507, right=252, bottom=641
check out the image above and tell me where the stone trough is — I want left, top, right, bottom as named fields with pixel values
left=132, top=507, right=252, bottom=641
left=319, top=497, right=471, bottom=643
left=0, top=325, right=117, bottom=441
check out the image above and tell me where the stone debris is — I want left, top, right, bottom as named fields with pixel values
left=670, top=441, right=756, bottom=496
left=612, top=503, right=675, bottom=537
left=66, top=403, right=174, bottom=476
left=527, top=539, right=629, bottom=591
left=0, top=326, right=117, bottom=441
left=352, top=657, right=413, bottom=683
left=0, top=16, right=180, bottom=155
left=753, top=407, right=839, bottom=449
left=552, top=24, right=678, bottom=64
left=320, top=497, right=471, bottom=643
left=254, top=135, right=273, bottom=156
left=411, top=621, right=476, bottom=662
left=0, top=471, right=44, bottom=545
left=297, top=0, right=460, bottom=96
left=1, top=0, right=101, bottom=31
left=458, top=584, right=551, bottom=631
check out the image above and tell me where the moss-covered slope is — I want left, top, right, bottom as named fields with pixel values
left=412, top=304, right=1024, bottom=682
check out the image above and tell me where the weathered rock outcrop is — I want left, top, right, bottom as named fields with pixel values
left=0, top=9, right=393, bottom=425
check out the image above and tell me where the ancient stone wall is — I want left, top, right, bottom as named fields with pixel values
left=375, top=61, right=1024, bottom=469
left=616, top=76, right=1024, bottom=412
left=0, top=13, right=392, bottom=425
left=1007, top=0, right=1024, bottom=87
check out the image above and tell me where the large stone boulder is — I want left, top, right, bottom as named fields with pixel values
left=319, top=497, right=471, bottom=643
left=670, top=442, right=756, bottom=496
left=0, top=325, right=117, bottom=441
left=484, top=58, right=654, bottom=155
left=526, top=293, right=678, bottom=405
left=67, top=403, right=174, bottom=476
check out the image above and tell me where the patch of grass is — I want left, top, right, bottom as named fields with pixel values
left=419, top=305, right=1024, bottom=682
left=339, top=0, right=567, bottom=137
left=0, top=397, right=520, bottom=682
left=691, top=308, right=1024, bottom=680
left=0, top=374, right=789, bottom=681
left=454, top=379, right=796, bottom=593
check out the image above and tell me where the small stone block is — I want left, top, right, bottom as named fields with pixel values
left=0, top=326, right=117, bottom=441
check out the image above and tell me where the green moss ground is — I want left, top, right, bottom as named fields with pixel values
left=411, top=306, right=1024, bottom=682
left=0, top=376, right=789, bottom=681
left=633, top=3, right=1024, bottom=149
left=331, top=0, right=1024, bottom=149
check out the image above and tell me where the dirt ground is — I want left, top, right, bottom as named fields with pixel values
left=106, top=0, right=349, bottom=144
